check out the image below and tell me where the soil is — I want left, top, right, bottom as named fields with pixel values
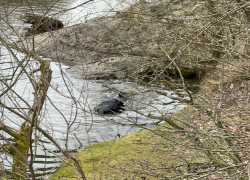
left=15, top=2, right=208, bottom=80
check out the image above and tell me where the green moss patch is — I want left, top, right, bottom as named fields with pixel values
left=49, top=109, right=210, bottom=179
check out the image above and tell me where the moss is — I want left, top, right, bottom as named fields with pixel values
left=11, top=122, right=30, bottom=180
left=40, top=61, right=45, bottom=73
left=49, top=112, right=210, bottom=179
left=4, top=145, right=12, bottom=153
left=48, top=103, right=241, bottom=179
left=38, top=79, right=43, bottom=86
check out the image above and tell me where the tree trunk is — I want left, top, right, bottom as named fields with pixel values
left=11, top=123, right=30, bottom=180
left=11, top=59, right=52, bottom=179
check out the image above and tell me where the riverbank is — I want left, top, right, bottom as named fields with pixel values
left=47, top=71, right=250, bottom=179
left=15, top=1, right=210, bottom=80
left=48, top=106, right=204, bottom=179
left=16, top=1, right=250, bottom=179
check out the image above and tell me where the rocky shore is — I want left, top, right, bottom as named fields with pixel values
left=16, top=2, right=212, bottom=80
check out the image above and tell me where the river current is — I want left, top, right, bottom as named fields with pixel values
left=0, top=0, right=190, bottom=179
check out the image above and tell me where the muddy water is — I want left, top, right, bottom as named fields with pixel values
left=0, top=0, right=197, bottom=179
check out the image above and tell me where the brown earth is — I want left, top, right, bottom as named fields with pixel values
left=14, top=2, right=213, bottom=80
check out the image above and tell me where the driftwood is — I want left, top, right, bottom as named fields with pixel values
left=21, top=13, right=64, bottom=35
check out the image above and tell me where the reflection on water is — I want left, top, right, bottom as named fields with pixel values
left=0, top=0, right=131, bottom=26
left=0, top=0, right=195, bottom=179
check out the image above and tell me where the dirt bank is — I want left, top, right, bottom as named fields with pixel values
left=15, top=2, right=209, bottom=80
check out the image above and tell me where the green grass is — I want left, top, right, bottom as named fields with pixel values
left=49, top=129, right=163, bottom=179
left=49, top=106, right=211, bottom=179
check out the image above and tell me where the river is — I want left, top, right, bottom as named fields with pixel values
left=0, top=0, right=193, bottom=179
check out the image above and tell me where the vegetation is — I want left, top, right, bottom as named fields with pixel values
left=2, top=0, right=250, bottom=179
left=50, top=107, right=209, bottom=179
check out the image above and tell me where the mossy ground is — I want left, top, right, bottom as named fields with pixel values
left=49, top=106, right=210, bottom=180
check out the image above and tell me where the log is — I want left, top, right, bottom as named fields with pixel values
left=21, top=13, right=64, bottom=35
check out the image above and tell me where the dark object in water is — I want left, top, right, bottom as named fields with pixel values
left=21, top=13, right=64, bottom=36
left=95, top=99, right=125, bottom=115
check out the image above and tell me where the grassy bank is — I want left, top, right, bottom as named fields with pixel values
left=48, top=106, right=211, bottom=179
